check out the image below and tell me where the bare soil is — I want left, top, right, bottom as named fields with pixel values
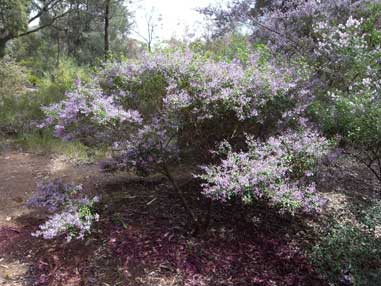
left=0, top=151, right=100, bottom=285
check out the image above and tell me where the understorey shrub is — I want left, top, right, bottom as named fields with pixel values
left=311, top=201, right=381, bottom=285
left=0, top=57, right=28, bottom=99
left=0, top=57, right=89, bottom=138
left=28, top=180, right=100, bottom=242
left=40, top=49, right=301, bottom=167
left=38, top=49, right=330, bottom=231
left=0, top=57, right=29, bottom=134
left=196, top=128, right=330, bottom=214
left=310, top=13, right=381, bottom=186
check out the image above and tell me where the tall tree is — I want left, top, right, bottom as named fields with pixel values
left=104, top=0, right=110, bottom=60
left=0, top=0, right=72, bottom=57
left=7, top=0, right=135, bottom=67
left=50, top=0, right=132, bottom=63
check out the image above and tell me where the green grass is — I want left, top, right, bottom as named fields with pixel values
left=13, top=132, right=108, bottom=163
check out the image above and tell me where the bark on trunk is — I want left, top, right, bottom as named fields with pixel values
left=0, top=39, right=8, bottom=58
left=104, top=0, right=110, bottom=61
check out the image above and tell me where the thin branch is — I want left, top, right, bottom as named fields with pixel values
left=249, top=17, right=306, bottom=57
left=18, top=9, right=72, bottom=38
left=344, top=149, right=381, bottom=182
left=28, top=0, right=63, bottom=24
left=161, top=164, right=199, bottom=226
left=131, top=28, right=149, bottom=43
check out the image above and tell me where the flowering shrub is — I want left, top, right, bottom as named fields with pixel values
left=32, top=196, right=100, bottom=242
left=41, top=49, right=301, bottom=167
left=28, top=180, right=100, bottom=241
left=39, top=49, right=330, bottom=224
left=196, top=128, right=330, bottom=214
left=311, top=13, right=381, bottom=183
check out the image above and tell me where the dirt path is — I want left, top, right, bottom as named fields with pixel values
left=0, top=153, right=49, bottom=227
left=0, top=152, right=99, bottom=285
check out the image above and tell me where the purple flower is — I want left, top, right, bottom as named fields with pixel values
left=196, top=128, right=330, bottom=214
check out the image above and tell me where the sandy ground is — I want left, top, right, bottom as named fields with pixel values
left=0, top=152, right=99, bottom=285
left=0, top=153, right=49, bottom=228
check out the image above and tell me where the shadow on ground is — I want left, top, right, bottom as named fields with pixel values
left=4, top=152, right=369, bottom=285
left=0, top=175, right=327, bottom=286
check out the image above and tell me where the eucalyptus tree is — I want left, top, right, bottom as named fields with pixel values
left=42, top=0, right=133, bottom=64
left=0, top=0, right=72, bottom=57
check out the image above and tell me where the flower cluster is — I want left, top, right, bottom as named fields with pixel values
left=314, top=16, right=369, bottom=58
left=40, top=80, right=142, bottom=142
left=27, top=180, right=82, bottom=212
left=309, top=13, right=381, bottom=184
left=99, top=50, right=297, bottom=121
left=313, top=15, right=381, bottom=92
left=200, top=0, right=365, bottom=53
left=32, top=196, right=100, bottom=242
left=312, top=15, right=381, bottom=107
left=196, top=128, right=330, bottom=213
left=28, top=180, right=100, bottom=241
left=313, top=16, right=381, bottom=121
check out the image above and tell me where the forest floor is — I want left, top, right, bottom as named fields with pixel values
left=0, top=150, right=101, bottom=285
left=0, top=148, right=377, bottom=286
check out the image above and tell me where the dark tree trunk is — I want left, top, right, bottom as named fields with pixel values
left=56, top=36, right=60, bottom=65
left=0, top=38, right=9, bottom=58
left=104, top=0, right=110, bottom=61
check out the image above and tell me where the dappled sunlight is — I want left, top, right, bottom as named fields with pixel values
left=48, top=155, right=74, bottom=176
left=1, top=0, right=381, bottom=284
left=0, top=227, right=31, bottom=286
left=0, top=256, right=29, bottom=285
left=0, top=152, right=48, bottom=227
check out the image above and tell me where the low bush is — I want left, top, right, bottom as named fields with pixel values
left=28, top=180, right=100, bottom=242
left=311, top=14, right=381, bottom=186
left=311, top=201, right=381, bottom=285
left=37, top=49, right=330, bottom=233
left=0, top=57, right=29, bottom=134
left=0, top=57, right=90, bottom=136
